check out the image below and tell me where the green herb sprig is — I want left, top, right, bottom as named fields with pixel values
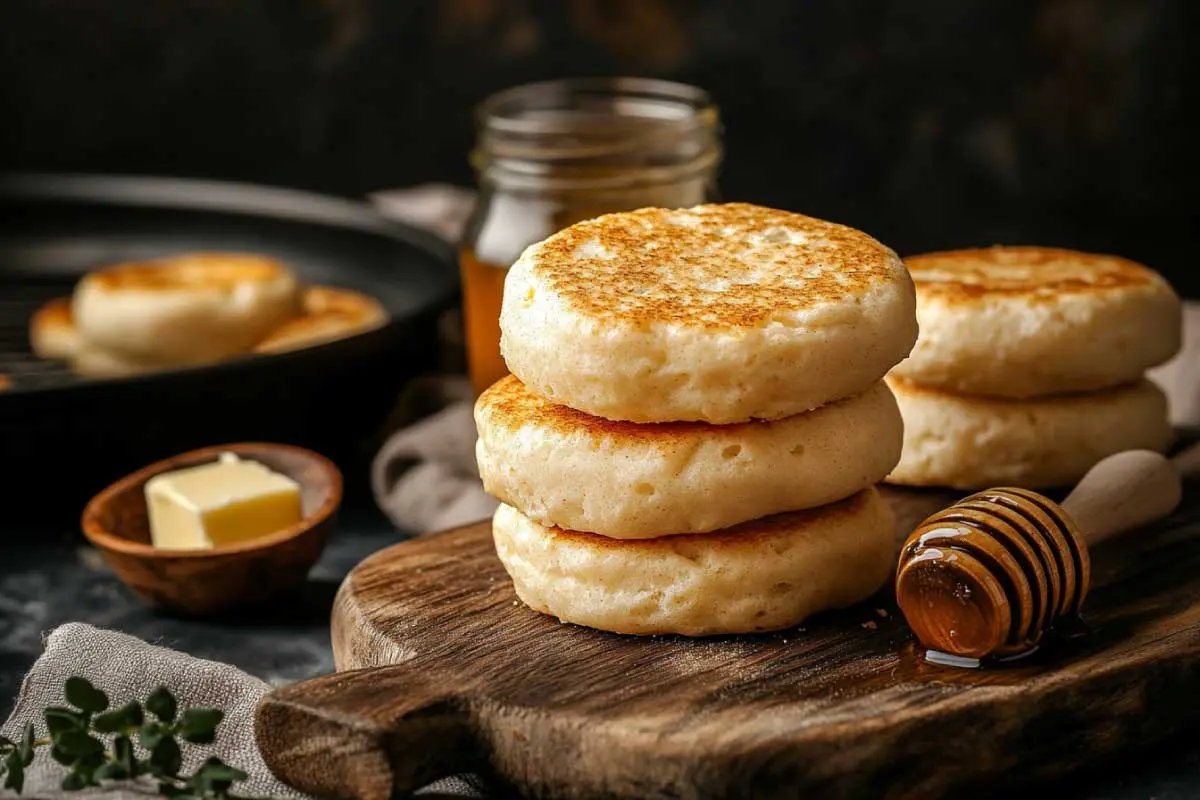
left=0, top=677, right=250, bottom=798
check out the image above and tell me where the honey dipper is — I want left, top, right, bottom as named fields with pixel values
left=896, top=443, right=1200, bottom=662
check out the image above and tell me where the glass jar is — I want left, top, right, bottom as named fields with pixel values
left=460, top=77, right=723, bottom=395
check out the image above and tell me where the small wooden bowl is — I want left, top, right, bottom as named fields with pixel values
left=81, top=442, right=342, bottom=616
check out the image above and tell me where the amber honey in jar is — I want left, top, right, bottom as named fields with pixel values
left=460, top=78, right=722, bottom=395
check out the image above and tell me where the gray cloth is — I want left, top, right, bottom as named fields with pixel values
left=0, top=624, right=484, bottom=799
left=371, top=377, right=498, bottom=535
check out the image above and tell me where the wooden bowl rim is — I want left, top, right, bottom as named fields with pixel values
left=80, top=442, right=343, bottom=559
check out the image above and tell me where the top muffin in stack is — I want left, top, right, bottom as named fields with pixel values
left=475, top=203, right=917, bottom=636
left=886, top=246, right=1181, bottom=489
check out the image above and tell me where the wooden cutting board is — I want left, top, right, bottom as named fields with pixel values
left=257, top=486, right=1200, bottom=800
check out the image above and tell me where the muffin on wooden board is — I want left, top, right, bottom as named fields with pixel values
left=499, top=203, right=917, bottom=424
left=476, top=375, right=901, bottom=538
left=492, top=488, right=895, bottom=637
left=886, top=376, right=1173, bottom=489
left=890, top=246, right=1181, bottom=398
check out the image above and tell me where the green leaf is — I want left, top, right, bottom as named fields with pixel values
left=94, top=762, right=129, bottom=782
left=64, top=677, right=109, bottom=713
left=53, top=729, right=104, bottom=759
left=176, top=708, right=223, bottom=744
left=146, top=687, right=178, bottom=723
left=139, top=722, right=164, bottom=751
left=50, top=745, right=75, bottom=766
left=3, top=751, right=24, bottom=793
left=150, top=736, right=182, bottom=778
left=45, top=706, right=84, bottom=735
left=70, top=751, right=104, bottom=790
left=113, top=734, right=138, bottom=778
left=94, top=701, right=144, bottom=733
left=0, top=734, right=14, bottom=750
left=78, top=750, right=106, bottom=771
left=190, top=757, right=247, bottom=796
left=60, top=771, right=88, bottom=791
left=19, top=722, right=36, bottom=766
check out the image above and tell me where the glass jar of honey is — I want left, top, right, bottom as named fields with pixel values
left=460, top=77, right=722, bottom=395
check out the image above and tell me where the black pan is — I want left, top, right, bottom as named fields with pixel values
left=0, top=173, right=459, bottom=526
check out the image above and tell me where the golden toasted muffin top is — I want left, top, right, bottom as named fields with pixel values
left=525, top=203, right=904, bottom=328
left=478, top=374, right=783, bottom=440
left=299, top=285, right=385, bottom=317
left=253, top=285, right=386, bottom=353
left=906, top=246, right=1168, bottom=302
left=31, top=297, right=74, bottom=328
left=85, top=252, right=292, bottom=292
left=539, top=489, right=875, bottom=549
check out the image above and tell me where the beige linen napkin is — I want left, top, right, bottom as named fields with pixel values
left=370, top=376, right=499, bottom=534
left=1149, top=313, right=1200, bottom=428
left=0, top=624, right=484, bottom=799
left=368, top=185, right=1200, bottom=534
left=1, top=623, right=305, bottom=800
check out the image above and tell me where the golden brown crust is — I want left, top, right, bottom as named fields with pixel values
left=299, top=285, right=384, bottom=317
left=886, top=374, right=1154, bottom=406
left=906, top=246, right=1167, bottom=302
left=31, top=297, right=73, bottom=329
left=29, top=296, right=82, bottom=360
left=541, top=490, right=873, bottom=550
left=253, top=285, right=386, bottom=353
left=529, top=203, right=902, bottom=328
left=477, top=374, right=798, bottom=441
left=85, top=252, right=291, bottom=292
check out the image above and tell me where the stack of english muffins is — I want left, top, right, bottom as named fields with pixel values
left=886, top=246, right=1182, bottom=489
left=475, top=203, right=919, bottom=636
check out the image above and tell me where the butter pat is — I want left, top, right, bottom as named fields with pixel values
left=145, top=452, right=303, bottom=550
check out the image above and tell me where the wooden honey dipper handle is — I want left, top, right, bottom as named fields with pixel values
left=1061, top=448, right=1188, bottom=545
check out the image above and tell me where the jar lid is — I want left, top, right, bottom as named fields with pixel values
left=472, top=78, right=722, bottom=190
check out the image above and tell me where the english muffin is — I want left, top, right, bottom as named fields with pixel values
left=69, top=345, right=177, bottom=379
left=886, top=376, right=1173, bottom=489
left=72, top=252, right=301, bottom=365
left=476, top=375, right=902, bottom=538
left=492, top=487, right=895, bottom=636
left=29, top=296, right=186, bottom=378
left=254, top=285, right=387, bottom=354
left=29, top=297, right=81, bottom=360
left=499, top=203, right=918, bottom=423
left=890, top=246, right=1181, bottom=397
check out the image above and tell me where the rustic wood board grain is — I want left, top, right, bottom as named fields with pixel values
left=257, top=486, right=1200, bottom=800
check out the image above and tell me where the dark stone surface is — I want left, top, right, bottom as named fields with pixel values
left=1, top=0, right=1197, bottom=293
left=0, top=503, right=403, bottom=709
left=1, top=497, right=1199, bottom=798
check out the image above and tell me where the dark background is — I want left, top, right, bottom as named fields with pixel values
left=1, top=0, right=1197, bottom=289
left=3, top=5, right=1200, bottom=797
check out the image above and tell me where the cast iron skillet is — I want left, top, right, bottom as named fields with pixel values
left=0, top=173, right=459, bottom=526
